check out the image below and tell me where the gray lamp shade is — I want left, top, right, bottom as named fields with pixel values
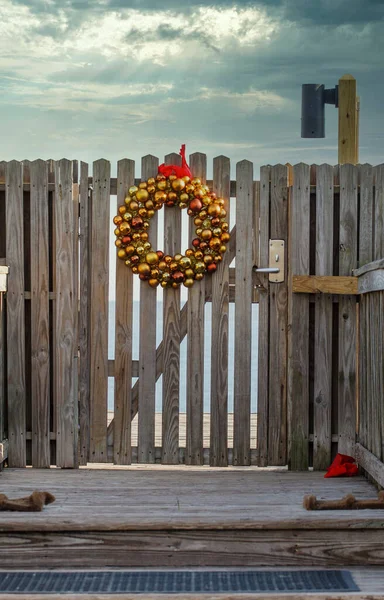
left=301, top=84, right=325, bottom=138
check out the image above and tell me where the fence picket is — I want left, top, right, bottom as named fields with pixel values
left=6, top=161, right=26, bottom=467
left=79, top=162, right=90, bottom=465
left=55, top=159, right=78, bottom=468
left=233, top=160, right=253, bottom=465
left=210, top=155, right=230, bottom=467
left=338, top=164, right=358, bottom=456
left=268, top=164, right=288, bottom=466
left=313, top=164, right=334, bottom=470
left=89, top=159, right=110, bottom=462
left=288, top=163, right=310, bottom=470
left=138, top=155, right=159, bottom=463
left=162, top=152, right=182, bottom=465
left=256, top=166, right=270, bottom=467
left=186, top=153, right=206, bottom=465
left=114, top=159, right=135, bottom=465
left=30, top=160, right=50, bottom=467
left=359, top=164, right=374, bottom=266
left=374, top=164, right=384, bottom=261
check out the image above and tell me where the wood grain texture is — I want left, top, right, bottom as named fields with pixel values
left=6, top=161, right=26, bottom=467
left=114, top=159, right=135, bottom=465
left=30, top=160, right=50, bottom=468
left=54, top=160, right=78, bottom=468
left=359, top=164, right=374, bottom=266
left=313, top=164, right=334, bottom=471
left=268, top=165, right=288, bottom=466
left=292, top=275, right=357, bottom=294
left=358, top=295, right=367, bottom=450
left=338, top=164, right=358, bottom=456
left=358, top=269, right=384, bottom=293
left=374, top=164, right=384, bottom=260
left=162, top=152, right=182, bottom=465
left=233, top=160, right=253, bottom=466
left=338, top=74, right=358, bottom=165
left=369, top=292, right=383, bottom=460
left=89, top=159, right=110, bottom=463
left=186, top=153, right=206, bottom=465
left=256, top=166, right=270, bottom=467
left=356, top=442, right=384, bottom=488
left=310, top=165, right=334, bottom=471
left=288, top=164, right=310, bottom=470
left=354, top=258, right=384, bottom=277
left=210, top=155, right=230, bottom=467
left=79, top=162, right=90, bottom=465
left=138, top=155, right=159, bottom=464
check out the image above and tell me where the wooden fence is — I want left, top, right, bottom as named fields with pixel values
left=355, top=259, right=384, bottom=487
left=288, top=163, right=384, bottom=470
left=0, top=158, right=383, bottom=470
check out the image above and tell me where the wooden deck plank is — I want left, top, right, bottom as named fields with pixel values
left=186, top=153, right=206, bottom=465
left=30, top=160, right=50, bottom=468
left=114, top=159, right=135, bottom=465
left=162, top=152, right=182, bottom=465
left=233, top=160, right=253, bottom=465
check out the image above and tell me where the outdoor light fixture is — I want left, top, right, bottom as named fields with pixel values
left=301, top=84, right=338, bottom=138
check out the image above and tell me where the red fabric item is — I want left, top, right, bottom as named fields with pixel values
left=324, top=453, right=359, bottom=478
left=158, top=144, right=192, bottom=179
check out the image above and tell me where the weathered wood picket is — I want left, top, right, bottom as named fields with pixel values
left=355, top=258, right=384, bottom=487
left=0, top=157, right=383, bottom=473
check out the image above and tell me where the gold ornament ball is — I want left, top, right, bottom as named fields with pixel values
left=138, top=181, right=147, bottom=189
left=183, top=278, right=194, bottom=288
left=143, top=242, right=151, bottom=251
left=117, top=249, right=126, bottom=259
left=129, top=186, right=138, bottom=195
left=201, top=229, right=212, bottom=241
left=221, top=222, right=229, bottom=232
left=136, top=246, right=145, bottom=255
left=195, top=261, right=205, bottom=273
left=138, top=263, right=151, bottom=277
left=195, top=272, right=204, bottom=281
left=180, top=256, right=191, bottom=269
left=146, top=252, right=159, bottom=266
left=157, top=180, right=167, bottom=191
left=125, top=245, right=135, bottom=256
left=129, top=200, right=139, bottom=212
left=115, top=239, right=122, bottom=247
left=185, top=268, right=194, bottom=278
left=114, top=227, right=121, bottom=237
left=174, top=253, right=182, bottom=262
left=220, top=244, right=227, bottom=253
left=148, top=278, right=159, bottom=288
left=113, top=215, right=123, bottom=225
left=171, top=178, right=185, bottom=191
left=207, top=203, right=221, bottom=217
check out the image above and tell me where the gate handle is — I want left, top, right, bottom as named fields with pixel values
left=253, top=267, right=280, bottom=274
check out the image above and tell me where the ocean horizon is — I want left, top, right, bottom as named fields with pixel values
left=107, top=300, right=259, bottom=413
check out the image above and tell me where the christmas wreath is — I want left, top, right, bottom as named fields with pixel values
left=113, top=145, right=230, bottom=288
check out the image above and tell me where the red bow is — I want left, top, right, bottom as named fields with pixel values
left=158, top=144, right=192, bottom=179
left=324, top=453, right=359, bottom=478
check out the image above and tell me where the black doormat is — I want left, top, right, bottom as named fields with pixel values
left=0, top=570, right=359, bottom=594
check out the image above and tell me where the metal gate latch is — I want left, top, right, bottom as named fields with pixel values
left=253, top=240, right=285, bottom=283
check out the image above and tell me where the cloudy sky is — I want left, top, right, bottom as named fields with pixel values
left=1, top=0, right=383, bottom=176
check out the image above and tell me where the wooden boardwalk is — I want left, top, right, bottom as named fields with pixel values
left=0, top=467, right=383, bottom=571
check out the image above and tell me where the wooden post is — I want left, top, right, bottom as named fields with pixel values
left=338, top=74, right=358, bottom=165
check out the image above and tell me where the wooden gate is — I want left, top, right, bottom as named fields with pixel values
left=1, top=156, right=381, bottom=469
